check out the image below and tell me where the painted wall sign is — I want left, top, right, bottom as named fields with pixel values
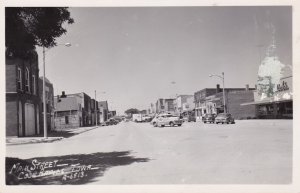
left=276, top=81, right=289, bottom=92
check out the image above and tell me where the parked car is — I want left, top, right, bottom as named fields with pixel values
left=187, top=115, right=196, bottom=122
left=106, top=119, right=118, bottom=125
left=100, top=122, right=107, bottom=126
left=202, top=114, right=216, bottom=123
left=156, top=114, right=183, bottom=127
left=215, top=113, right=235, bottom=124
left=150, top=115, right=159, bottom=127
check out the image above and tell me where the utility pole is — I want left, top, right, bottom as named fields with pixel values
left=95, top=90, right=97, bottom=126
left=43, top=46, right=47, bottom=138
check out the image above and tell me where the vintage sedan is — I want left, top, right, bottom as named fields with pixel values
left=202, top=114, right=216, bottom=123
left=215, top=113, right=235, bottom=124
left=156, top=114, right=183, bottom=127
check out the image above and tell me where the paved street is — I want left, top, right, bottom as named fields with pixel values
left=6, top=120, right=292, bottom=184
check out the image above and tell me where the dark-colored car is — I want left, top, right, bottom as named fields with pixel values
left=106, top=119, right=118, bottom=125
left=187, top=115, right=196, bottom=122
left=202, top=114, right=215, bottom=123
left=215, top=113, right=235, bottom=124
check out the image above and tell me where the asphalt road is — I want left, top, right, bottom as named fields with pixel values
left=6, top=120, right=292, bottom=184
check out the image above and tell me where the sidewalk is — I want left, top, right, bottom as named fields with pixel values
left=6, top=125, right=99, bottom=146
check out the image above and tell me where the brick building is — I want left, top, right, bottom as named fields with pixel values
left=6, top=50, right=41, bottom=137
left=38, top=77, right=54, bottom=132
left=54, top=95, right=82, bottom=130
left=54, top=92, right=97, bottom=129
left=194, top=85, right=256, bottom=120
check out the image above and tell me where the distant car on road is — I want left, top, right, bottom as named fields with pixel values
left=106, top=119, right=118, bottom=125
left=156, top=114, right=183, bottom=127
left=202, top=114, right=216, bottom=123
left=215, top=113, right=235, bottom=124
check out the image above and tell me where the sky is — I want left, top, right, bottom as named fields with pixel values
left=36, top=6, right=292, bottom=114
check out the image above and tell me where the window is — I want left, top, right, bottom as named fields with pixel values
left=25, top=68, right=30, bottom=92
left=17, top=68, right=22, bottom=90
left=32, top=75, right=36, bottom=94
left=65, top=116, right=69, bottom=124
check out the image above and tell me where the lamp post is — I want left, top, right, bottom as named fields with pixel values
left=43, top=43, right=71, bottom=138
left=209, top=72, right=226, bottom=114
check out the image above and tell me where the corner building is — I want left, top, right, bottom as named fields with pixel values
left=6, top=50, right=41, bottom=137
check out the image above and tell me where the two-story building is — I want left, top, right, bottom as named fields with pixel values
left=174, top=95, right=194, bottom=115
left=155, top=98, right=175, bottom=114
left=194, top=84, right=256, bottom=120
left=6, top=50, right=41, bottom=137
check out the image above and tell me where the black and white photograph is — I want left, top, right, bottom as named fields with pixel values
left=1, top=0, right=299, bottom=193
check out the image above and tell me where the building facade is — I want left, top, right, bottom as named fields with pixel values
left=38, top=77, right=54, bottom=132
left=54, top=92, right=97, bottom=130
left=54, top=95, right=82, bottom=130
left=98, top=101, right=109, bottom=123
left=174, top=95, right=194, bottom=114
left=155, top=98, right=175, bottom=114
left=6, top=51, right=41, bottom=137
left=241, top=76, right=292, bottom=119
left=194, top=85, right=256, bottom=120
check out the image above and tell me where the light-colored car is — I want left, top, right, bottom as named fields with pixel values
left=155, top=114, right=183, bottom=127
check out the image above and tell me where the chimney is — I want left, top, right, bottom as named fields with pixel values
left=216, top=84, right=220, bottom=93
left=61, top=91, right=66, bottom=98
left=245, top=84, right=249, bottom=91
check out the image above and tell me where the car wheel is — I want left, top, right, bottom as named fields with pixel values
left=177, top=124, right=182, bottom=126
left=204, top=121, right=206, bottom=124
left=170, top=122, right=175, bottom=127
left=161, top=125, right=165, bottom=127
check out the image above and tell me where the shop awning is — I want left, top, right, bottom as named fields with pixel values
left=241, top=99, right=292, bottom=106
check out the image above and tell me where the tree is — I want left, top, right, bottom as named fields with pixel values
left=5, top=7, right=74, bottom=58
left=124, top=108, right=140, bottom=117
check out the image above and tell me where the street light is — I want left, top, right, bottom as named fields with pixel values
left=42, top=43, right=71, bottom=138
left=209, top=72, right=226, bottom=114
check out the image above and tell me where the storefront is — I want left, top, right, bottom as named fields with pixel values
left=241, top=76, right=293, bottom=119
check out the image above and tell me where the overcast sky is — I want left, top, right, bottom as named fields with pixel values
left=36, top=6, right=292, bottom=114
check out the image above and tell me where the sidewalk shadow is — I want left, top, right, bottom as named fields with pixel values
left=6, top=151, right=150, bottom=185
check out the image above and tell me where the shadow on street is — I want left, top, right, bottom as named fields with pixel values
left=6, top=151, right=150, bottom=185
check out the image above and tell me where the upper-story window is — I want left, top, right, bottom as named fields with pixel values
left=17, top=67, right=22, bottom=90
left=32, top=75, right=36, bottom=95
left=25, top=68, right=30, bottom=93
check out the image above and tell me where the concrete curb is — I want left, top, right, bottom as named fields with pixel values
left=6, top=126, right=100, bottom=146
left=6, top=137, right=64, bottom=146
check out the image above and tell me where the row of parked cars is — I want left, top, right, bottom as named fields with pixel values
left=202, top=113, right=235, bottom=124
left=149, top=112, right=235, bottom=127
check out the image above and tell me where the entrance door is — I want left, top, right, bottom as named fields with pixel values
left=18, top=102, right=23, bottom=136
left=25, top=103, right=35, bottom=136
